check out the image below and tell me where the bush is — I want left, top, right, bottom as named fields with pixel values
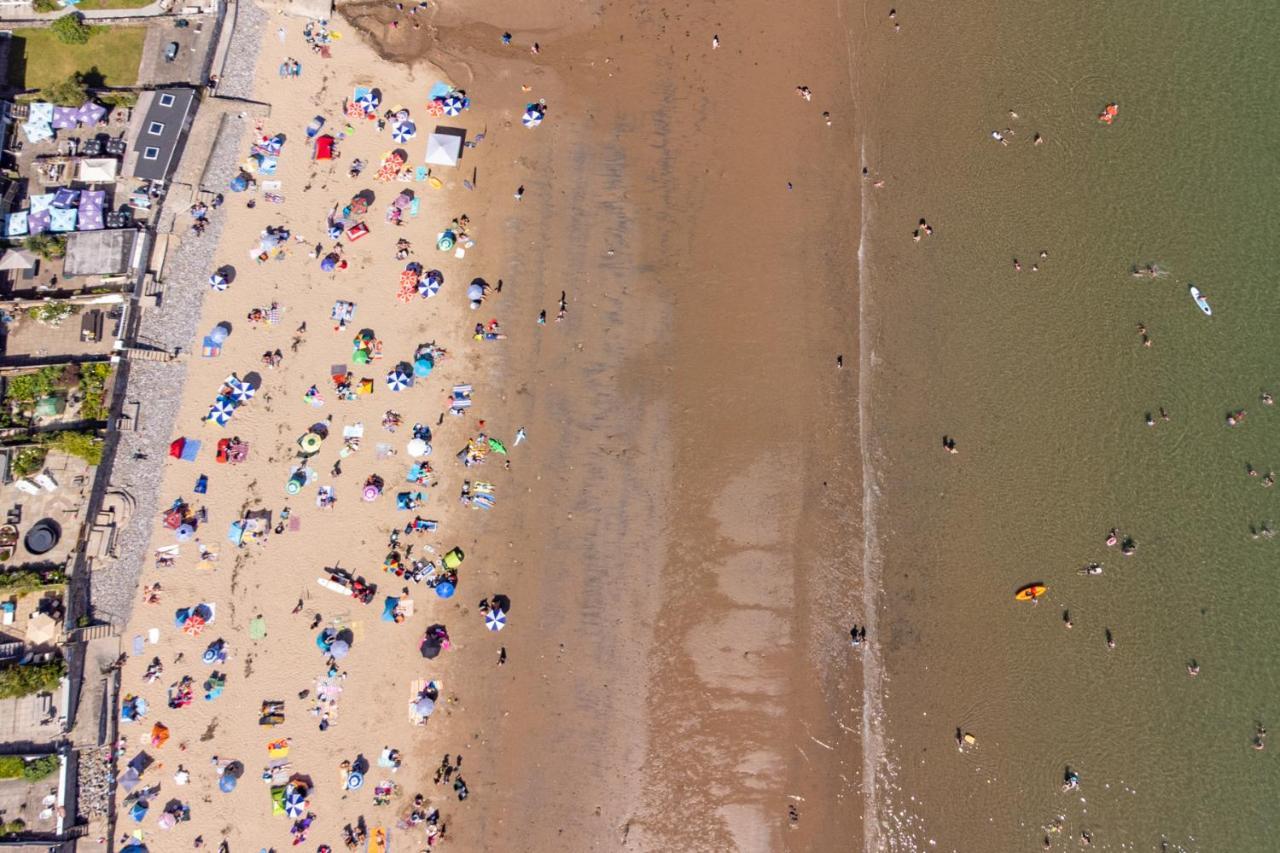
left=22, top=755, right=58, bottom=780
left=26, top=302, right=78, bottom=327
left=24, top=233, right=67, bottom=261
left=77, top=364, right=111, bottom=421
left=10, top=446, right=47, bottom=478
left=0, top=568, right=67, bottom=596
left=0, top=755, right=57, bottom=781
left=50, top=14, right=92, bottom=45
left=0, top=818, right=25, bottom=837
left=0, top=659, right=65, bottom=699
left=45, top=430, right=103, bottom=465
left=97, top=91, right=137, bottom=109
left=32, top=0, right=59, bottom=10
left=39, top=73, right=87, bottom=107
left=6, top=367, right=62, bottom=405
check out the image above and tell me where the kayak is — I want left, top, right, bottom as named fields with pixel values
left=1014, top=583, right=1047, bottom=602
left=1189, top=285, right=1212, bottom=316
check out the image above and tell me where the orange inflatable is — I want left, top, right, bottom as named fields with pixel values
left=1098, top=103, right=1119, bottom=124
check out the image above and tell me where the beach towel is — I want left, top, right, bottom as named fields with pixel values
left=179, top=439, right=201, bottom=461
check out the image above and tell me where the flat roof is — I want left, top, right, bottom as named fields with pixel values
left=62, top=229, right=139, bottom=278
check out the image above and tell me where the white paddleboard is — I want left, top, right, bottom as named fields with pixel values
left=1189, top=285, right=1212, bottom=316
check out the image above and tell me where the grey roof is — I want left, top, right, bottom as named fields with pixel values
left=62, top=229, right=139, bottom=277
left=130, top=88, right=197, bottom=182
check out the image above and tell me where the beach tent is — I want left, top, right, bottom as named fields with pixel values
left=424, top=132, right=462, bottom=167
left=314, top=134, right=335, bottom=161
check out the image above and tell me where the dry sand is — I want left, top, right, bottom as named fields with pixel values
left=112, top=0, right=873, bottom=848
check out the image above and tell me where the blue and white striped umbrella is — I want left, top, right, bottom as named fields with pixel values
left=418, top=269, right=443, bottom=298
left=521, top=108, right=543, bottom=128
left=485, top=609, right=507, bottom=631
left=355, top=92, right=380, bottom=112
left=390, top=120, right=416, bottom=143
left=208, top=273, right=228, bottom=291
left=441, top=96, right=464, bottom=116
left=386, top=369, right=411, bottom=391
left=230, top=383, right=256, bottom=404
left=284, top=791, right=305, bottom=818
left=208, top=399, right=235, bottom=426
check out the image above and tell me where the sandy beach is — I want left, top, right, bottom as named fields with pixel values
left=107, top=0, right=875, bottom=849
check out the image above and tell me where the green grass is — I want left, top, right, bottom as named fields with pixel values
left=7, top=26, right=144, bottom=92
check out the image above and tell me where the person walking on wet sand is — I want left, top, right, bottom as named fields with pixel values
left=557, top=291, right=568, bottom=321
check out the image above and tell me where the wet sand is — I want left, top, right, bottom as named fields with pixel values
left=345, top=0, right=871, bottom=847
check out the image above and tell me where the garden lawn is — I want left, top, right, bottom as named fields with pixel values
left=8, top=25, right=144, bottom=92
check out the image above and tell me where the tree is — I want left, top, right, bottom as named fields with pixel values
left=24, top=233, right=67, bottom=260
left=32, top=0, right=59, bottom=12
left=50, top=13, right=92, bottom=45
left=46, top=430, right=104, bottom=465
left=40, top=73, right=87, bottom=106
left=0, top=659, right=66, bottom=699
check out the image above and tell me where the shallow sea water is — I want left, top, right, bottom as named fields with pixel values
left=854, top=0, right=1280, bottom=849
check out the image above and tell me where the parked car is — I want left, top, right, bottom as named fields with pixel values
left=164, top=41, right=179, bottom=62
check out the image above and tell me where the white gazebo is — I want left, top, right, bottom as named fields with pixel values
left=424, top=132, right=462, bottom=167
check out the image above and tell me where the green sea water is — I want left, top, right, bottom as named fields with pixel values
left=857, top=0, right=1280, bottom=849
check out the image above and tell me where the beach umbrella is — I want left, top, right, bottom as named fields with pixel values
left=176, top=523, right=196, bottom=541
left=406, top=438, right=428, bottom=458
left=441, top=96, right=464, bottom=116
left=466, top=281, right=486, bottom=303
left=436, top=231, right=456, bottom=251
left=208, top=399, right=235, bottom=425
left=182, top=614, right=206, bottom=636
left=413, top=696, right=435, bottom=717
left=284, top=791, right=305, bottom=818
left=157, top=812, right=177, bottom=830
left=414, top=356, right=434, bottom=377
left=208, top=273, right=228, bottom=291
left=522, top=107, right=543, bottom=128
left=355, top=91, right=379, bottom=111
left=390, top=120, right=417, bottom=143
left=418, top=269, right=443, bottom=298
left=130, top=801, right=148, bottom=822
left=485, top=609, right=507, bottom=631
left=231, top=383, right=256, bottom=404
left=219, top=773, right=237, bottom=793
left=435, top=581, right=455, bottom=599
left=299, top=433, right=323, bottom=455
left=329, top=639, right=350, bottom=660
left=386, top=369, right=411, bottom=391
left=419, top=639, right=442, bottom=659
left=363, top=484, right=381, bottom=501
left=346, top=771, right=364, bottom=790
left=320, top=254, right=337, bottom=272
